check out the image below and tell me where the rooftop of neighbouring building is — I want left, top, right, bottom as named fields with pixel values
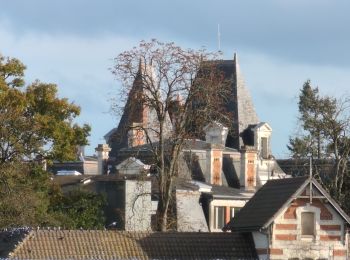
left=1, top=229, right=257, bottom=259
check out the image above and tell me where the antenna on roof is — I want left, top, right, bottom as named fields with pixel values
left=309, top=156, right=313, bottom=204
left=217, top=24, right=221, bottom=52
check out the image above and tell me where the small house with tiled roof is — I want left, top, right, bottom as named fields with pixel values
left=224, top=176, right=350, bottom=259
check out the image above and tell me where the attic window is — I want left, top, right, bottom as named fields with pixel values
left=260, top=137, right=268, bottom=159
left=301, top=212, right=315, bottom=236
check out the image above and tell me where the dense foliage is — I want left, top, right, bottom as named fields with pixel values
left=0, top=55, right=91, bottom=163
left=0, top=54, right=105, bottom=229
left=288, top=80, right=350, bottom=211
left=49, top=188, right=106, bottom=229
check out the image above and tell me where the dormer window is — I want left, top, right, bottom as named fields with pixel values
left=203, top=122, right=228, bottom=145
left=301, top=212, right=315, bottom=236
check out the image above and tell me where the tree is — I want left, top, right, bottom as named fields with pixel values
left=49, top=188, right=106, bottom=229
left=0, top=53, right=94, bottom=228
left=288, top=80, right=350, bottom=208
left=0, top=163, right=56, bottom=228
left=112, top=40, right=230, bottom=231
left=0, top=54, right=91, bottom=164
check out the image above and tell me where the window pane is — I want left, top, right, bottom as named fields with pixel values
left=215, top=206, right=225, bottom=229
left=301, top=212, right=315, bottom=235
left=230, top=207, right=235, bottom=219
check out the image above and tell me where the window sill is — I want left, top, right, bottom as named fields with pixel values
left=301, top=235, right=314, bottom=242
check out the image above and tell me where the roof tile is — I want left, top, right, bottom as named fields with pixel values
left=4, top=230, right=257, bottom=259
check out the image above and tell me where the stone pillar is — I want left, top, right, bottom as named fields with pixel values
left=95, top=144, right=111, bottom=175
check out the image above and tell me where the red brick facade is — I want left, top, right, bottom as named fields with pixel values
left=275, top=234, right=297, bottom=241
left=284, top=198, right=333, bottom=220
left=333, top=249, right=347, bottom=256
left=212, top=150, right=222, bottom=185
left=320, top=225, right=341, bottom=231
left=320, top=235, right=341, bottom=241
left=275, top=224, right=297, bottom=230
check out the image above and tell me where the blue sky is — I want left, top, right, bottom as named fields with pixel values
left=1, top=0, right=350, bottom=158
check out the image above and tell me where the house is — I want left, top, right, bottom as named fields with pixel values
left=49, top=145, right=109, bottom=176
left=224, top=176, right=350, bottom=259
left=50, top=156, right=98, bottom=175
left=0, top=229, right=258, bottom=259
left=50, top=55, right=287, bottom=233
left=98, top=54, right=288, bottom=232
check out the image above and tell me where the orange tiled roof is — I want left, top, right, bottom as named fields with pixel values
left=7, top=230, right=257, bottom=259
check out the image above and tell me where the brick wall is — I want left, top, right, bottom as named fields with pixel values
left=268, top=198, right=347, bottom=259
left=254, top=198, right=348, bottom=260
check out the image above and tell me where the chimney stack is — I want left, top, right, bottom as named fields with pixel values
left=95, top=144, right=111, bottom=175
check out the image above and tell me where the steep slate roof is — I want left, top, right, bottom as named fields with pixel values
left=107, top=65, right=145, bottom=160
left=190, top=56, right=259, bottom=150
left=6, top=230, right=257, bottom=259
left=224, top=176, right=350, bottom=232
left=224, top=176, right=309, bottom=232
left=215, top=56, right=259, bottom=149
left=107, top=54, right=259, bottom=160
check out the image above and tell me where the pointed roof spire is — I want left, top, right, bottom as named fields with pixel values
left=138, top=57, right=142, bottom=73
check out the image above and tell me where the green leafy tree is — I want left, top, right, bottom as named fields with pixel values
left=0, top=54, right=91, bottom=164
left=49, top=189, right=106, bottom=229
left=288, top=80, right=350, bottom=208
left=0, top=163, right=58, bottom=227
left=0, top=53, right=94, bottom=228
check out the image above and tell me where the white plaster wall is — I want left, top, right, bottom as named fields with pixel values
left=176, top=190, right=208, bottom=232
left=124, top=180, right=152, bottom=231
left=253, top=232, right=269, bottom=260
left=256, top=159, right=276, bottom=186
left=83, top=161, right=98, bottom=175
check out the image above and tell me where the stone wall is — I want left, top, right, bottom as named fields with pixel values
left=124, top=180, right=152, bottom=231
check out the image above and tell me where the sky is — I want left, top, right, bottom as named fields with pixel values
left=1, top=0, right=350, bottom=158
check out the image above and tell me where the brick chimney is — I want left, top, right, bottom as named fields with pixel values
left=206, top=146, right=224, bottom=185
left=240, top=146, right=258, bottom=189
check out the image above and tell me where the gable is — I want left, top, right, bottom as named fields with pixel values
left=225, top=176, right=350, bottom=232
left=225, top=177, right=308, bottom=232
left=254, top=122, right=272, bottom=133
